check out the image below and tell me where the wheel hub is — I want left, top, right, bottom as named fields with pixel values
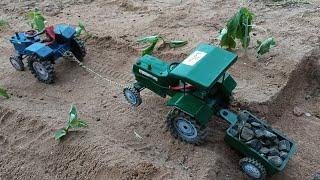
left=243, top=163, right=261, bottom=179
left=124, top=89, right=137, bottom=105
left=175, top=118, right=197, bottom=139
left=33, top=62, right=49, bottom=80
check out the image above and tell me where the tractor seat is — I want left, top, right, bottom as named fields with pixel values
left=170, top=82, right=195, bottom=91
left=43, top=26, right=56, bottom=45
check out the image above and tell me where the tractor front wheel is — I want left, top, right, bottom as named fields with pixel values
left=10, top=56, right=24, bottom=71
left=123, top=86, right=142, bottom=107
left=166, top=108, right=208, bottom=145
left=239, top=157, right=267, bottom=180
left=28, top=55, right=54, bottom=84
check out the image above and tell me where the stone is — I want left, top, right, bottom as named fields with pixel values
left=280, top=151, right=288, bottom=159
left=240, top=127, right=254, bottom=141
left=245, top=139, right=262, bottom=151
left=238, top=112, right=250, bottom=122
left=259, top=147, right=269, bottom=154
left=251, top=121, right=262, bottom=127
left=263, top=130, right=277, bottom=140
left=279, top=140, right=291, bottom=152
left=229, top=128, right=238, bottom=137
left=268, top=147, right=280, bottom=156
left=305, top=112, right=312, bottom=117
left=268, top=156, right=283, bottom=167
left=293, top=107, right=304, bottom=116
left=261, top=139, right=272, bottom=146
left=273, top=138, right=280, bottom=145
left=255, top=129, right=265, bottom=139
left=244, top=123, right=252, bottom=128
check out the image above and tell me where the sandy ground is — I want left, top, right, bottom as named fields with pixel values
left=0, top=0, right=319, bottom=179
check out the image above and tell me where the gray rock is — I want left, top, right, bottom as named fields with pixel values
left=293, top=106, right=304, bottom=117
left=279, top=140, right=291, bottom=152
left=240, top=127, right=254, bottom=141
left=280, top=151, right=288, bottom=159
left=273, top=138, right=280, bottom=145
left=238, top=112, right=250, bottom=122
left=244, top=123, right=252, bottom=128
left=263, top=130, right=277, bottom=140
left=251, top=121, right=262, bottom=127
left=260, top=147, right=270, bottom=154
left=229, top=128, right=238, bottom=137
left=268, top=147, right=280, bottom=156
left=255, top=129, right=265, bottom=139
left=268, top=156, right=283, bottom=167
left=261, top=139, right=272, bottom=146
left=245, top=139, right=262, bottom=151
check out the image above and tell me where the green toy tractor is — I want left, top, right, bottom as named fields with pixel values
left=124, top=44, right=237, bottom=144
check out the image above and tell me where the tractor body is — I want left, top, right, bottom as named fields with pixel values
left=125, top=44, right=237, bottom=144
left=9, top=24, right=86, bottom=84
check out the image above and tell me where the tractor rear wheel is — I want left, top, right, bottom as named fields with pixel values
left=28, top=55, right=54, bottom=84
left=71, top=38, right=86, bottom=62
left=166, top=108, right=208, bottom=145
left=10, top=56, right=24, bottom=71
left=239, top=157, right=266, bottom=180
left=123, top=86, right=142, bottom=107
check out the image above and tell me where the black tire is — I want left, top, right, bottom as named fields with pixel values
left=166, top=108, right=208, bottom=145
left=10, top=56, right=24, bottom=71
left=71, top=38, right=86, bottom=61
left=123, top=86, right=142, bottom=107
left=28, top=55, right=55, bottom=84
left=239, top=157, right=267, bottom=180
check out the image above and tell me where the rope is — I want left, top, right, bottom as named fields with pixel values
left=70, top=57, right=127, bottom=89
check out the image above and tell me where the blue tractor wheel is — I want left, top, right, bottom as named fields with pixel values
left=239, top=157, right=266, bottom=180
left=166, top=108, right=208, bottom=145
left=71, top=38, right=86, bottom=62
left=123, top=86, right=142, bottom=107
left=28, top=55, right=54, bottom=84
left=9, top=56, right=24, bottom=71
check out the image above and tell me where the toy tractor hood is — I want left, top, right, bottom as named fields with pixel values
left=169, top=44, right=237, bottom=90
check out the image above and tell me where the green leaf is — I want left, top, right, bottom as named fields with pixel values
left=219, top=28, right=236, bottom=49
left=137, top=35, right=161, bottom=44
left=54, top=128, right=67, bottom=140
left=70, top=119, right=88, bottom=128
left=68, top=105, right=78, bottom=124
left=220, top=7, right=254, bottom=49
left=257, top=38, right=276, bottom=55
left=141, top=42, right=157, bottom=56
left=0, top=19, right=9, bottom=26
left=169, top=40, right=188, bottom=48
left=0, top=88, right=9, bottom=99
left=28, top=10, right=45, bottom=31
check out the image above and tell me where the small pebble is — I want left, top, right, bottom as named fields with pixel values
left=305, top=112, right=312, bottom=117
left=268, top=156, right=283, bottom=167
left=240, top=127, right=254, bottom=141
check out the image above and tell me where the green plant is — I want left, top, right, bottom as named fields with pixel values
left=218, top=7, right=276, bottom=56
left=218, top=8, right=254, bottom=49
left=137, top=35, right=187, bottom=56
left=0, top=87, right=9, bottom=99
left=257, top=38, right=276, bottom=56
left=54, top=105, right=88, bottom=140
left=75, top=21, right=95, bottom=38
left=0, top=19, right=9, bottom=27
left=28, top=10, right=46, bottom=31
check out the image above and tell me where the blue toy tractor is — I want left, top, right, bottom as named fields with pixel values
left=9, top=24, right=86, bottom=84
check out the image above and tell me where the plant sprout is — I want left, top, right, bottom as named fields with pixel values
left=137, top=35, right=187, bottom=56
left=0, top=87, right=9, bottom=99
left=54, top=105, right=88, bottom=140
left=28, top=10, right=46, bottom=31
